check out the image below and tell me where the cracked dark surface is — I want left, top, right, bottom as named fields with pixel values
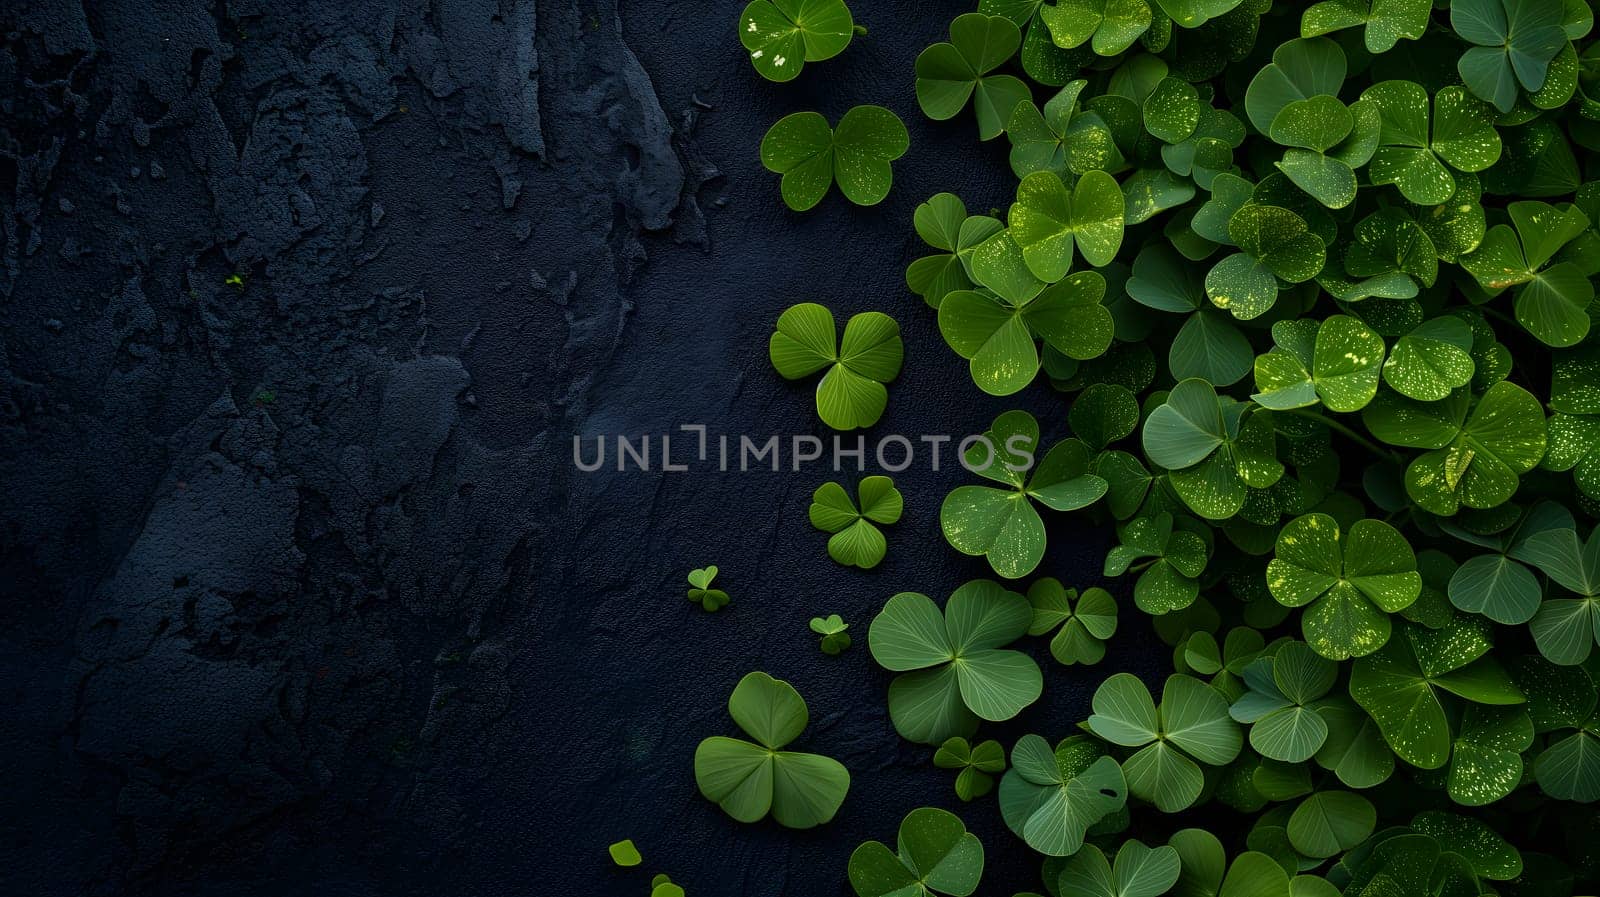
left=0, top=2, right=1160, bottom=893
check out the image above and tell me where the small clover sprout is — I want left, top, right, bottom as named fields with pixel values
left=810, top=614, right=852, bottom=655
left=760, top=106, right=909, bottom=211
left=686, top=566, right=729, bottom=611
left=769, top=302, right=903, bottom=430
left=809, top=476, right=902, bottom=568
left=932, top=736, right=1005, bottom=801
left=608, top=839, right=641, bottom=867
left=1025, top=578, right=1117, bottom=665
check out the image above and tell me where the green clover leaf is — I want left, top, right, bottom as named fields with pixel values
left=915, top=14, right=1032, bottom=140
left=868, top=581, right=1043, bottom=744
left=938, top=272, right=1114, bottom=396
left=1244, top=38, right=1348, bottom=136
left=1460, top=200, right=1593, bottom=347
left=1055, top=839, right=1182, bottom=897
left=738, top=0, right=855, bottom=82
left=1009, top=170, right=1126, bottom=281
left=1452, top=0, right=1567, bottom=112
left=1252, top=316, right=1386, bottom=412
left=1142, top=379, right=1284, bottom=519
left=1520, top=523, right=1600, bottom=665
left=1442, top=500, right=1570, bottom=625
left=687, top=565, right=730, bottom=611
left=1104, top=512, right=1211, bottom=614
left=1382, top=317, right=1476, bottom=402
left=694, top=672, right=850, bottom=828
left=1087, top=673, right=1243, bottom=812
left=1361, top=81, right=1502, bottom=205
left=810, top=614, right=853, bottom=655
left=848, top=807, right=985, bottom=897
left=1205, top=205, right=1327, bottom=320
left=1266, top=513, right=1422, bottom=660
left=941, top=410, right=1108, bottom=578
left=907, top=193, right=979, bottom=308
left=1301, top=0, right=1432, bottom=54
left=1027, top=578, right=1119, bottom=665
left=769, top=302, right=903, bottom=430
left=1269, top=95, right=1380, bottom=209
left=998, top=735, right=1128, bottom=856
left=1229, top=641, right=1338, bottom=762
left=1040, top=0, right=1154, bottom=56
left=933, top=736, right=1007, bottom=801
left=809, top=476, right=903, bottom=569
left=760, top=106, right=909, bottom=211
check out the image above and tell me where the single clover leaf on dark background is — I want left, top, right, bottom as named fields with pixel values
left=738, top=0, right=855, bottom=82
left=769, top=302, right=903, bottom=430
left=915, top=14, right=1032, bottom=140
left=809, top=475, right=903, bottom=569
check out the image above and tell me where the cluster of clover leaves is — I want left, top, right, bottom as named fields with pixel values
left=673, top=1, right=1600, bottom=897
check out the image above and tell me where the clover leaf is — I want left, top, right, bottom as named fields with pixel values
left=1205, top=205, right=1327, bottom=320
left=809, top=476, right=903, bottom=569
left=915, top=14, right=1031, bottom=140
left=1229, top=641, right=1339, bottom=762
left=1127, top=243, right=1254, bottom=386
left=934, top=736, right=1007, bottom=801
left=1442, top=500, right=1571, bottom=625
left=769, top=302, right=903, bottom=430
left=941, top=410, right=1108, bottom=578
left=939, top=272, right=1114, bottom=396
left=738, top=0, right=855, bottom=82
left=1515, top=659, right=1600, bottom=802
left=907, top=193, right=979, bottom=307
left=1072, top=384, right=1142, bottom=451
left=761, top=106, right=909, bottom=211
left=1027, top=578, right=1118, bottom=665
left=1008, top=80, right=1125, bottom=179
left=1313, top=697, right=1396, bottom=789
left=694, top=672, right=850, bottom=828
left=1287, top=791, right=1376, bottom=859
left=998, top=734, right=1128, bottom=856
left=1301, top=0, right=1432, bottom=53
left=811, top=614, right=852, bottom=655
left=1382, top=317, right=1476, bottom=402
left=1087, top=673, right=1243, bottom=812
left=1410, top=811, right=1524, bottom=881
left=1040, top=0, right=1153, bottom=56
left=1252, top=316, right=1386, bottom=413
left=849, top=807, right=985, bottom=897
left=1168, top=831, right=1293, bottom=897
left=1544, top=344, right=1600, bottom=499
left=1362, top=381, right=1548, bottom=515
left=1349, top=617, right=1525, bottom=769
left=1520, top=523, right=1600, bottom=664
left=1244, top=38, right=1348, bottom=136
left=1142, top=379, right=1284, bottom=519
left=1152, top=0, right=1246, bottom=29
left=1341, top=207, right=1440, bottom=294
left=1453, top=0, right=1568, bottom=111
left=650, top=876, right=683, bottom=897
left=1009, top=170, right=1126, bottom=281
left=1361, top=82, right=1502, bottom=206
left=1460, top=200, right=1593, bottom=347
left=1105, top=512, right=1211, bottom=614
left=1269, top=95, right=1380, bottom=209
left=1448, top=702, right=1535, bottom=805
left=1267, top=513, right=1422, bottom=660
left=1056, top=839, right=1182, bottom=897
left=868, top=581, right=1043, bottom=744
left=687, top=565, right=730, bottom=611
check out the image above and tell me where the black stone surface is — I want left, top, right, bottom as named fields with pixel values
left=0, top=2, right=1164, bottom=894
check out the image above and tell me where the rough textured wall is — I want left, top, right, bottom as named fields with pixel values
left=0, top=2, right=1153, bottom=893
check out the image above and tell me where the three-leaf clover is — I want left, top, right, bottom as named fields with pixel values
left=738, top=0, right=855, bottom=82
left=760, top=106, right=910, bottom=211
left=1039, top=0, right=1154, bottom=57
left=915, top=14, right=1032, bottom=140
left=1360, top=82, right=1502, bottom=206
left=1008, top=170, right=1126, bottom=281
left=868, top=581, right=1043, bottom=744
left=1349, top=617, right=1525, bottom=770
left=1104, top=512, right=1210, bottom=614
left=1027, top=578, right=1118, bottom=665
left=809, top=476, right=903, bottom=568
left=811, top=614, right=853, bottom=655
left=1167, top=831, right=1294, bottom=897
left=1442, top=500, right=1571, bottom=625
left=687, top=566, right=730, bottom=611
left=938, top=271, right=1114, bottom=396
left=1460, top=200, right=1593, bottom=347
left=1452, top=0, right=1568, bottom=111
left=1086, top=673, right=1243, bottom=812
left=1055, top=838, right=1182, bottom=897
left=1007, top=80, right=1124, bottom=179
left=1252, top=316, right=1387, bottom=413
left=693, top=672, right=850, bottom=828
left=1244, top=37, right=1348, bottom=136
left=1205, top=205, right=1328, bottom=320
left=941, top=410, right=1108, bottom=578
left=933, top=736, right=1007, bottom=801
left=1286, top=791, right=1377, bottom=859
left=1268, top=94, right=1380, bottom=209
left=1142, top=379, right=1284, bottom=519
left=997, top=734, right=1127, bottom=856
left=1514, top=657, right=1600, bottom=802
left=769, top=302, right=903, bottom=430
left=1266, top=513, right=1422, bottom=660
left=1362, top=381, right=1548, bottom=515
left=907, top=193, right=980, bottom=307
left=1230, top=641, right=1339, bottom=762
left=1126, top=243, right=1254, bottom=387
left=848, top=807, right=984, bottom=897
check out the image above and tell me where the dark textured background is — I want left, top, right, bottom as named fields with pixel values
left=0, top=1, right=1164, bottom=894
